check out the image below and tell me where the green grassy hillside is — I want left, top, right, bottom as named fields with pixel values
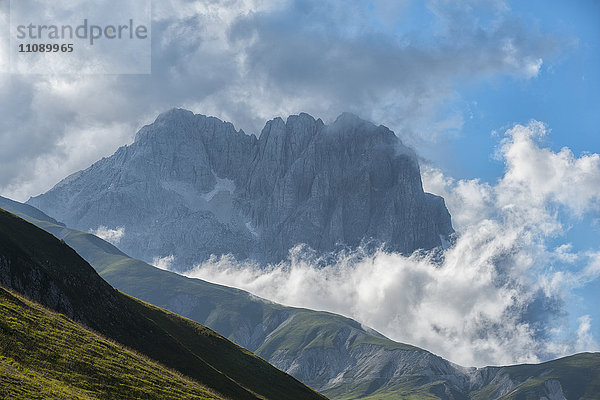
left=0, top=286, right=222, bottom=400
left=0, top=208, right=327, bottom=400
left=493, top=353, right=600, bottom=400
left=331, top=352, right=600, bottom=400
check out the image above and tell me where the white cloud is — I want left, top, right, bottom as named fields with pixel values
left=575, top=315, right=598, bottom=352
left=499, top=121, right=600, bottom=217
left=152, top=254, right=175, bottom=271
left=553, top=244, right=578, bottom=264
left=421, top=168, right=495, bottom=230
left=91, top=225, right=125, bottom=245
left=187, top=121, right=600, bottom=367
left=0, top=0, right=559, bottom=201
left=189, top=241, right=540, bottom=367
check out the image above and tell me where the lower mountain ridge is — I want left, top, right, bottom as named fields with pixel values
left=2, top=196, right=599, bottom=400
left=0, top=206, right=327, bottom=400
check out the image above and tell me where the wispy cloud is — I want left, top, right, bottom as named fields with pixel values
left=152, top=254, right=175, bottom=271
left=575, top=315, right=598, bottom=352
left=91, top=225, right=125, bottom=245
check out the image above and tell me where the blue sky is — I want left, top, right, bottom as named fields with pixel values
left=0, top=0, right=598, bottom=365
left=420, top=0, right=600, bottom=350
left=445, top=0, right=600, bottom=181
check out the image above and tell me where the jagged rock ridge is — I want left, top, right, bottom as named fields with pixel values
left=28, top=109, right=453, bottom=270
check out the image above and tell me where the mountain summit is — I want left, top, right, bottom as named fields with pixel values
left=28, top=110, right=453, bottom=270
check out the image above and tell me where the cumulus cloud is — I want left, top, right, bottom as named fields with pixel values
left=186, top=121, right=600, bottom=367
left=91, top=225, right=125, bottom=245
left=0, top=0, right=560, bottom=201
left=499, top=121, right=600, bottom=217
left=425, top=121, right=600, bottom=234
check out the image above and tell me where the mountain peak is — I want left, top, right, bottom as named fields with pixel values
left=333, top=111, right=363, bottom=124
left=29, top=109, right=453, bottom=269
left=135, top=109, right=240, bottom=144
left=285, top=112, right=317, bottom=124
left=157, top=107, right=195, bottom=121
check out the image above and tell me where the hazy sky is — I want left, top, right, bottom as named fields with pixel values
left=1, top=0, right=598, bottom=366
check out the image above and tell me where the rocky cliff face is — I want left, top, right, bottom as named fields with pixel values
left=28, top=109, right=453, bottom=270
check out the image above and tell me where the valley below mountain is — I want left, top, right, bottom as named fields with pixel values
left=2, top=196, right=599, bottom=400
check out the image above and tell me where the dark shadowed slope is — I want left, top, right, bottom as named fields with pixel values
left=0, top=208, right=327, bottom=400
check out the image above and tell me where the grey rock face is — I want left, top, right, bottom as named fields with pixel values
left=28, top=109, right=453, bottom=270
left=541, top=379, right=567, bottom=400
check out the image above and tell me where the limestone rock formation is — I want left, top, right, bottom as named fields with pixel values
left=29, top=109, right=453, bottom=270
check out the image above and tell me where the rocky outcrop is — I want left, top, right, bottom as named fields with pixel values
left=0, top=254, right=75, bottom=320
left=541, top=380, right=567, bottom=400
left=28, top=109, right=453, bottom=269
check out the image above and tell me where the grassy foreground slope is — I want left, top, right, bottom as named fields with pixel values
left=0, top=208, right=327, bottom=400
left=0, top=287, right=221, bottom=400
